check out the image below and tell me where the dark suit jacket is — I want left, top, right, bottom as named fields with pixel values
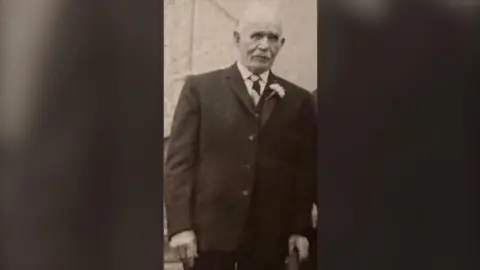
left=0, top=1, right=162, bottom=270
left=165, top=64, right=317, bottom=252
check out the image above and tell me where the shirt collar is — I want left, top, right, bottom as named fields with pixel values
left=236, top=61, right=270, bottom=83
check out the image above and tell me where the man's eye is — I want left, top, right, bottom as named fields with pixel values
left=268, top=35, right=279, bottom=42
left=251, top=34, right=263, bottom=40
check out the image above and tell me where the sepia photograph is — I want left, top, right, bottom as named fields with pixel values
left=163, top=0, right=317, bottom=269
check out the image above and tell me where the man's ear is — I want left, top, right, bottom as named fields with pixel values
left=233, top=31, right=240, bottom=45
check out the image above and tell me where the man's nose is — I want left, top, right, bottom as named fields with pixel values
left=257, top=37, right=270, bottom=50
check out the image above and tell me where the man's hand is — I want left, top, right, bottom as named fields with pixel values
left=169, top=230, right=198, bottom=267
left=288, top=235, right=309, bottom=261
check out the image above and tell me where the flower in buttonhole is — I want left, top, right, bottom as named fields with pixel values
left=267, top=82, right=286, bottom=100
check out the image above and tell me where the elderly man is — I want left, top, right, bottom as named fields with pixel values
left=164, top=2, right=316, bottom=270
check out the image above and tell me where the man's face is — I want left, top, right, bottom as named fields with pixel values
left=234, top=21, right=285, bottom=74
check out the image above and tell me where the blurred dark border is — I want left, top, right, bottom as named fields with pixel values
left=1, top=1, right=164, bottom=270
left=317, top=1, right=478, bottom=269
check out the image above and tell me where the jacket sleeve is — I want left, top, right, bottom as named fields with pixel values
left=164, top=75, right=200, bottom=239
left=291, top=94, right=317, bottom=236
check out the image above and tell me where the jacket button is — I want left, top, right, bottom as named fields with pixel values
left=245, top=164, right=251, bottom=170
left=248, top=135, right=255, bottom=141
left=242, top=190, right=249, bottom=196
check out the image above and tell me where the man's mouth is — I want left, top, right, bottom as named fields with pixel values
left=253, top=56, right=270, bottom=61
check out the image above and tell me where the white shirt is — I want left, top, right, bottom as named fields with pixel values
left=236, top=62, right=270, bottom=105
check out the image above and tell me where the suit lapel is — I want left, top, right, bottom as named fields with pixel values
left=260, top=72, right=281, bottom=128
left=224, top=64, right=286, bottom=126
left=224, top=64, right=256, bottom=116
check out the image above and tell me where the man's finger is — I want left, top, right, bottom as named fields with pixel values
left=176, top=244, right=197, bottom=268
left=298, top=246, right=309, bottom=261
left=183, top=257, right=195, bottom=268
left=175, top=246, right=188, bottom=260
left=186, top=242, right=198, bottom=258
left=288, top=238, right=296, bottom=253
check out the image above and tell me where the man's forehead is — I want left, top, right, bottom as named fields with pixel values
left=240, top=21, right=282, bottom=35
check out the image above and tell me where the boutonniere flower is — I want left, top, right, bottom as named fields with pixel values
left=267, top=82, right=286, bottom=100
